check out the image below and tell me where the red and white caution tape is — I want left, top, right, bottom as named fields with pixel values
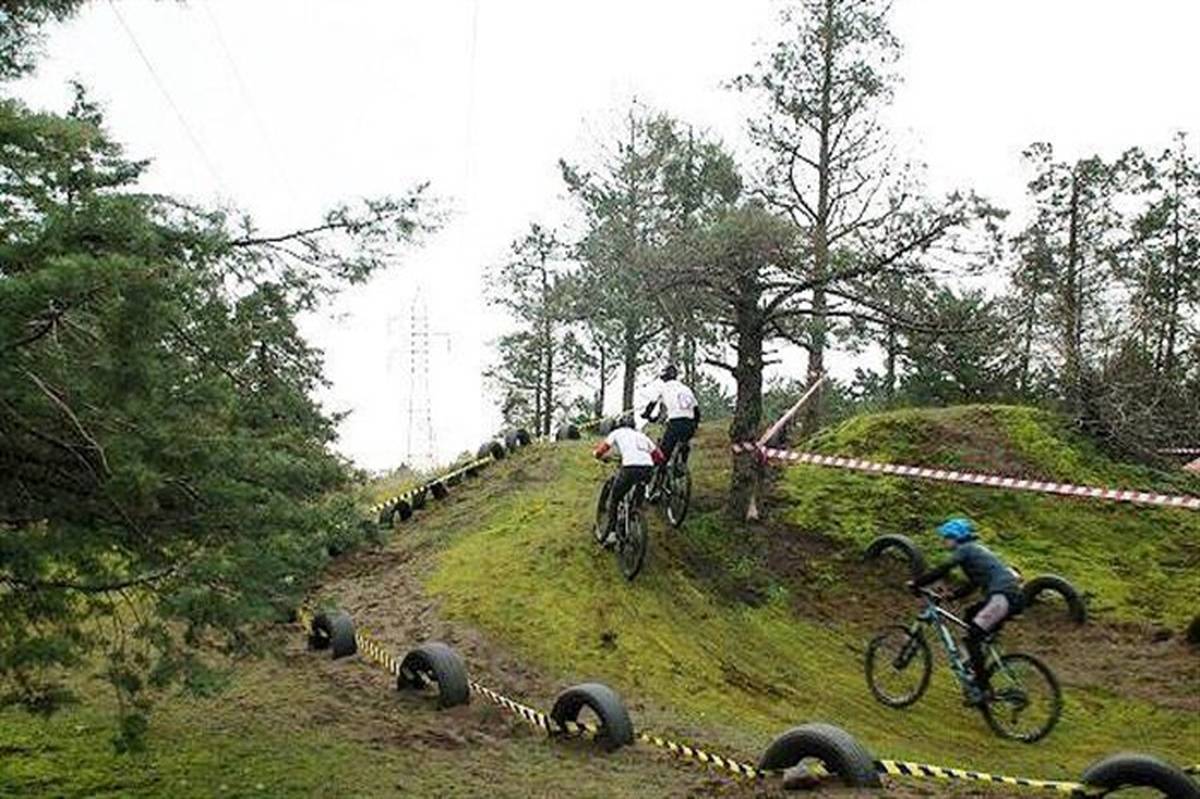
left=732, top=442, right=1200, bottom=511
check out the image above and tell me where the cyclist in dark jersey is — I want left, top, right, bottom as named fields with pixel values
left=909, top=516, right=1025, bottom=704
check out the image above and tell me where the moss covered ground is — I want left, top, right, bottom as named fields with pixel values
left=3, top=404, right=1196, bottom=796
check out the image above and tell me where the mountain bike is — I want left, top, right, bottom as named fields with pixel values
left=659, top=442, right=691, bottom=528
left=593, top=469, right=649, bottom=581
left=865, top=587, right=1062, bottom=742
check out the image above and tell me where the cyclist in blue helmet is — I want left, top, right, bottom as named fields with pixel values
left=908, top=516, right=1025, bottom=705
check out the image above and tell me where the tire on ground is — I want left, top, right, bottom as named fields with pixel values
left=1080, top=752, right=1200, bottom=799
left=397, top=642, right=470, bottom=708
left=308, top=610, right=357, bottom=659
left=430, top=481, right=449, bottom=500
left=410, top=489, right=428, bottom=510
left=503, top=429, right=522, bottom=451
left=1022, top=574, right=1087, bottom=625
left=596, top=418, right=615, bottom=436
left=377, top=505, right=395, bottom=527
left=394, top=497, right=413, bottom=522
left=556, top=423, right=580, bottom=441
left=477, top=440, right=506, bottom=460
left=515, top=428, right=532, bottom=446
left=1187, top=615, right=1200, bottom=647
left=757, top=722, right=881, bottom=788
left=550, top=682, right=634, bottom=752
left=862, top=534, right=927, bottom=581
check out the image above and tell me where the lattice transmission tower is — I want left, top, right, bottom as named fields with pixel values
left=406, top=291, right=435, bottom=468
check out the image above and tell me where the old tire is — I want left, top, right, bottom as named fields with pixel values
left=477, top=440, right=506, bottom=460
left=758, top=723, right=881, bottom=788
left=515, top=428, right=532, bottom=446
left=597, top=418, right=615, bottom=436
left=1081, top=752, right=1200, bottom=798
left=309, top=610, right=357, bottom=659
left=430, top=481, right=449, bottom=500
left=863, top=534, right=927, bottom=581
left=410, top=489, right=427, bottom=511
left=550, top=682, right=633, bottom=751
left=555, top=423, right=580, bottom=441
left=1023, top=574, right=1087, bottom=625
left=394, top=497, right=413, bottom=522
left=397, top=642, right=470, bottom=709
left=503, top=429, right=522, bottom=451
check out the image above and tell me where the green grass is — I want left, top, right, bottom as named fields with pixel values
left=0, top=636, right=731, bottom=798
left=425, top=408, right=1199, bottom=778
left=785, top=405, right=1200, bottom=626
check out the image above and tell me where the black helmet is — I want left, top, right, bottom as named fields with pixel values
left=660, top=365, right=678, bottom=381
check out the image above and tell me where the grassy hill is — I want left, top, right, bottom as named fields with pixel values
left=423, top=405, right=1199, bottom=777
left=2, top=404, right=1196, bottom=796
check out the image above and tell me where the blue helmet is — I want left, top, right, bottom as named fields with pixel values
left=936, top=516, right=976, bottom=542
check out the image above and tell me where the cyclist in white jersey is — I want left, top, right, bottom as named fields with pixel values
left=642, top=365, right=700, bottom=496
left=593, top=416, right=662, bottom=545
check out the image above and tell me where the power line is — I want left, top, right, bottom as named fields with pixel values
left=106, top=0, right=228, bottom=195
left=198, top=0, right=298, bottom=204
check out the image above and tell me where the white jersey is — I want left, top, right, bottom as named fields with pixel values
left=655, top=379, right=698, bottom=420
left=605, top=427, right=657, bottom=467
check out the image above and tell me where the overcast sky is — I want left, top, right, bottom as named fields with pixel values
left=13, top=0, right=1200, bottom=469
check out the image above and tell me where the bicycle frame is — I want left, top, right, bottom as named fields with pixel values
left=911, top=596, right=1003, bottom=690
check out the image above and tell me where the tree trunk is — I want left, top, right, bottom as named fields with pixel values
left=728, top=305, right=765, bottom=522
left=801, top=0, right=836, bottom=437
left=595, top=346, right=606, bottom=418
left=1063, top=171, right=1084, bottom=412
left=884, top=323, right=897, bottom=403
left=544, top=337, right=554, bottom=435
left=621, top=321, right=638, bottom=411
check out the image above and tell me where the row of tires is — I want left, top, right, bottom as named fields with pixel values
left=863, top=533, right=1089, bottom=625
left=304, top=610, right=1199, bottom=797
left=375, top=428, right=536, bottom=526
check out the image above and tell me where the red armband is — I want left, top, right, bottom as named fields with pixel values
left=593, top=442, right=611, bottom=459
left=651, top=447, right=665, bottom=465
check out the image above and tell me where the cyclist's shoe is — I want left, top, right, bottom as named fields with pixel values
left=962, top=684, right=990, bottom=707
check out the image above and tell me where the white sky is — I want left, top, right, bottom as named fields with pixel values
left=12, top=0, right=1200, bottom=469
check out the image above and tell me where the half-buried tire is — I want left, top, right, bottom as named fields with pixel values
left=308, top=610, right=357, bottom=659
left=397, top=642, right=470, bottom=709
left=1081, top=753, right=1200, bottom=798
left=410, top=489, right=427, bottom=511
left=477, top=440, right=506, bottom=460
left=394, top=497, right=413, bottom=522
left=758, top=723, right=881, bottom=788
left=430, top=481, right=449, bottom=500
left=555, top=423, right=580, bottom=441
left=550, top=682, right=633, bottom=752
left=515, top=428, right=532, bottom=446
left=596, top=418, right=615, bottom=436
left=503, top=429, right=522, bottom=452
left=1023, top=574, right=1087, bottom=625
left=863, top=534, right=927, bottom=581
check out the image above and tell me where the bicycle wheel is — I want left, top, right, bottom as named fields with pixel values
left=665, top=458, right=691, bottom=528
left=593, top=478, right=613, bottom=546
left=618, top=501, right=647, bottom=581
left=980, top=652, right=1062, bottom=742
left=864, top=626, right=931, bottom=708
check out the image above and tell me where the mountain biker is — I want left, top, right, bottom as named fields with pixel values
left=643, top=365, right=700, bottom=496
left=593, top=415, right=663, bottom=546
left=907, top=516, right=1025, bottom=705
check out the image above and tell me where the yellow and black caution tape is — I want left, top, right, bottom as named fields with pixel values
left=634, top=731, right=774, bottom=780
left=355, top=629, right=401, bottom=676
left=470, top=681, right=597, bottom=738
left=876, top=759, right=1091, bottom=795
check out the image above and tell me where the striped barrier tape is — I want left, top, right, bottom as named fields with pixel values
left=732, top=442, right=1200, bottom=511
left=1160, top=448, right=1200, bottom=456
left=634, top=731, right=769, bottom=779
left=369, top=456, right=494, bottom=515
left=469, top=680, right=597, bottom=738
left=876, top=759, right=1090, bottom=795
